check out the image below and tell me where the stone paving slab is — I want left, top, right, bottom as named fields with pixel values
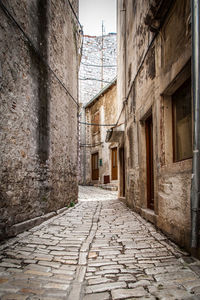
left=0, top=186, right=199, bottom=299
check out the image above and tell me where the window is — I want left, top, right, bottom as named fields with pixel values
left=92, top=111, right=100, bottom=135
left=172, top=78, right=192, bottom=162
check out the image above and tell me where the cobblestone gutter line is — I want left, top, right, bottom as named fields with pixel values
left=68, top=202, right=102, bottom=300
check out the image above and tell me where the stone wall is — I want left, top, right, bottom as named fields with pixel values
left=117, top=0, right=192, bottom=251
left=79, top=33, right=117, bottom=106
left=0, top=0, right=80, bottom=239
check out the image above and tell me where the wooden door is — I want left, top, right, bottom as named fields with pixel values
left=145, top=115, right=154, bottom=210
left=111, top=148, right=118, bottom=180
left=92, top=153, right=99, bottom=180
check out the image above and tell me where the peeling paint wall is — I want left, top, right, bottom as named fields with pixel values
left=0, top=0, right=79, bottom=239
left=117, top=0, right=192, bottom=250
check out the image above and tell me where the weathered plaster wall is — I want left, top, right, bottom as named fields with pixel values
left=118, top=0, right=192, bottom=250
left=85, top=83, right=118, bottom=185
left=0, top=0, right=79, bottom=239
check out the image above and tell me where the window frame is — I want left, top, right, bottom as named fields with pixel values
left=92, top=111, right=100, bottom=135
left=161, top=59, right=192, bottom=166
left=172, top=77, right=192, bottom=163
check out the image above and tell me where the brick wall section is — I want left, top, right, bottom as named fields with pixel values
left=0, top=0, right=79, bottom=239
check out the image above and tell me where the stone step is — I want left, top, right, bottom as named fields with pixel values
left=98, top=184, right=118, bottom=191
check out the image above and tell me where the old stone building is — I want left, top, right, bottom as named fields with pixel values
left=82, top=79, right=118, bottom=188
left=109, top=0, right=194, bottom=252
left=0, top=0, right=80, bottom=239
left=79, top=33, right=117, bottom=183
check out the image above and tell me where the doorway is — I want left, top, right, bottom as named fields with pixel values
left=145, top=115, right=154, bottom=210
left=92, top=152, right=99, bottom=180
left=111, top=147, right=118, bottom=180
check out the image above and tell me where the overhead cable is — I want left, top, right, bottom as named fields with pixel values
left=79, top=78, right=111, bottom=84
left=79, top=121, right=115, bottom=127
left=123, top=1, right=175, bottom=110
left=0, top=1, right=80, bottom=107
left=114, top=22, right=158, bottom=127
left=81, top=62, right=117, bottom=68
left=115, top=102, right=126, bottom=127
left=80, top=142, right=103, bottom=147
left=67, top=0, right=82, bottom=29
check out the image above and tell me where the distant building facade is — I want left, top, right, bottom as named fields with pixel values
left=0, top=0, right=80, bottom=239
left=109, top=0, right=193, bottom=252
left=82, top=80, right=118, bottom=189
left=79, top=33, right=117, bottom=183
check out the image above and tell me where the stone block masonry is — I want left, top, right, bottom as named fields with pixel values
left=0, top=0, right=80, bottom=239
left=79, top=33, right=117, bottom=106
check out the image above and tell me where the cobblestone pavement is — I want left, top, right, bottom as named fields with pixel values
left=0, top=187, right=200, bottom=299
left=78, top=186, right=118, bottom=202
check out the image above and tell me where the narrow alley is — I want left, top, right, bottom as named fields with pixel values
left=0, top=187, right=199, bottom=300
left=1, top=0, right=200, bottom=298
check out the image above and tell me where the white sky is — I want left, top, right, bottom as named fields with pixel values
left=79, top=0, right=116, bottom=36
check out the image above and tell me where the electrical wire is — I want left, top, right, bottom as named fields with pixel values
left=67, top=0, right=82, bottom=29
left=113, top=17, right=158, bottom=128
left=0, top=0, right=80, bottom=108
left=80, top=142, right=103, bottom=147
left=113, top=1, right=175, bottom=129
left=79, top=78, right=111, bottom=84
left=123, top=1, right=175, bottom=109
left=80, top=29, right=84, bottom=59
left=114, top=102, right=126, bottom=128
left=81, top=62, right=117, bottom=68
left=79, top=121, right=115, bottom=127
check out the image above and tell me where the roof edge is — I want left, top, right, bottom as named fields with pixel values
left=84, top=77, right=117, bottom=109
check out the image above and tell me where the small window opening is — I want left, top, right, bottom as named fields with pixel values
left=172, top=78, right=192, bottom=162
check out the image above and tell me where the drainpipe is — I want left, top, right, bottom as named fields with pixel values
left=191, top=0, right=200, bottom=249
left=83, top=108, right=86, bottom=185
left=123, top=0, right=126, bottom=104
left=120, top=0, right=127, bottom=108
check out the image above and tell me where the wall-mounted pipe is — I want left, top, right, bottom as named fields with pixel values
left=191, top=0, right=200, bottom=249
